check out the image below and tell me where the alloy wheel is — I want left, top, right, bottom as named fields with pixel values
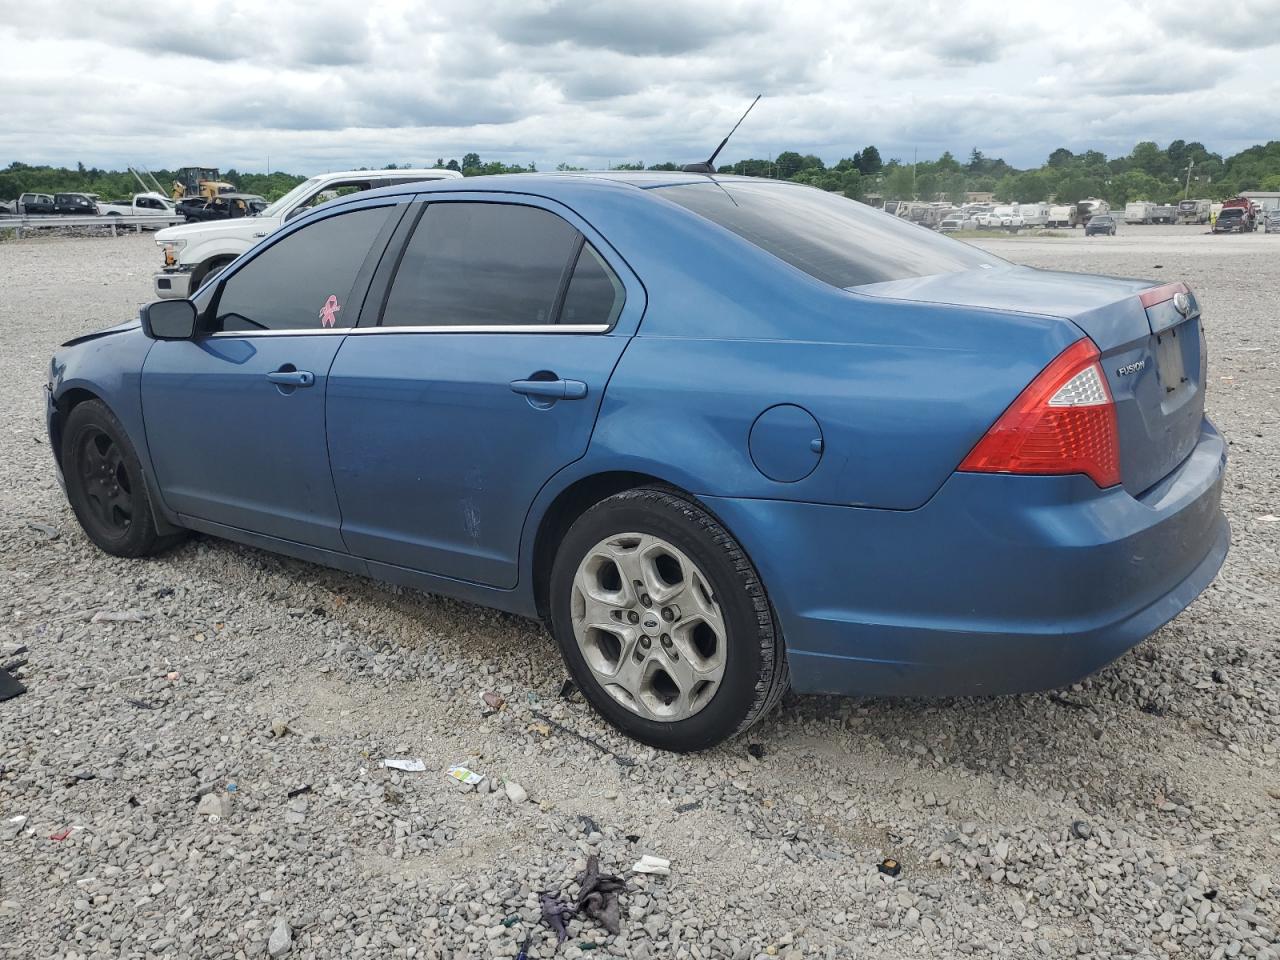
left=77, top=427, right=133, bottom=537
left=570, top=532, right=727, bottom=722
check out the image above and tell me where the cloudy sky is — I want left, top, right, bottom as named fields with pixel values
left=2, top=0, right=1278, bottom=175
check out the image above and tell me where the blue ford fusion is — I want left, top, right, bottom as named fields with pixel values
left=47, top=173, right=1228, bottom=750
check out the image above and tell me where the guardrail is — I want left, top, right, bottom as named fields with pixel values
left=0, top=213, right=185, bottom=237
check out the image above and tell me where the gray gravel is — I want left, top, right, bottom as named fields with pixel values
left=1, top=228, right=1277, bottom=959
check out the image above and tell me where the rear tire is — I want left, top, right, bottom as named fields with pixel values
left=549, top=486, right=788, bottom=751
left=62, top=400, right=184, bottom=558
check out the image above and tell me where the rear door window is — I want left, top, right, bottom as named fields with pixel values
left=656, top=181, right=1002, bottom=288
left=381, top=202, right=581, bottom=327
left=210, top=206, right=392, bottom=332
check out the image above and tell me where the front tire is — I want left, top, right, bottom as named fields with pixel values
left=549, top=487, right=788, bottom=751
left=62, top=400, right=184, bottom=558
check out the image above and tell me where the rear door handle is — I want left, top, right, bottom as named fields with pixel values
left=267, top=370, right=315, bottom=387
left=510, top=378, right=588, bottom=400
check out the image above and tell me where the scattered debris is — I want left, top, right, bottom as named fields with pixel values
left=0, top=667, right=26, bottom=703
left=1211, top=669, right=1226, bottom=684
left=578, top=815, right=600, bottom=835
left=270, top=719, right=290, bottom=738
left=164, top=671, right=180, bottom=682
left=877, top=858, right=902, bottom=878
left=526, top=721, right=552, bottom=737
left=481, top=690, right=506, bottom=711
left=1140, top=701, right=1165, bottom=717
left=26, top=521, right=59, bottom=541
left=196, top=793, right=232, bottom=819
left=1258, top=514, right=1279, bottom=523
left=48, top=827, right=76, bottom=841
left=501, top=915, right=521, bottom=928
left=515, top=934, right=532, bottom=960
left=90, top=610, right=144, bottom=624
left=445, top=764, right=483, bottom=784
left=747, top=743, right=766, bottom=760
left=126, top=698, right=155, bottom=710
left=674, top=800, right=702, bottom=813
left=1071, top=820, right=1093, bottom=840
left=1204, top=889, right=1218, bottom=901
left=153, top=586, right=176, bottom=598
left=286, top=784, right=312, bottom=799
left=530, top=710, right=636, bottom=767
left=576, top=855, right=625, bottom=935
left=625, top=834, right=641, bottom=844
left=631, top=854, right=671, bottom=876
left=540, top=892, right=573, bottom=944
left=504, top=781, right=529, bottom=804
left=381, top=758, right=427, bottom=773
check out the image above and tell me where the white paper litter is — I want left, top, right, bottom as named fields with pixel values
left=631, top=854, right=671, bottom=875
left=445, top=765, right=484, bottom=785
left=380, top=758, right=426, bottom=772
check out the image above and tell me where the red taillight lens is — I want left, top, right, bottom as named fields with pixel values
left=959, top=338, right=1121, bottom=487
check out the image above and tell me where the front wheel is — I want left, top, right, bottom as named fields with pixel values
left=549, top=487, right=788, bottom=751
left=62, top=400, right=184, bottom=558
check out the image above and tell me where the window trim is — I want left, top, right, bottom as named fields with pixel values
left=361, top=193, right=636, bottom=336
left=197, top=198, right=407, bottom=337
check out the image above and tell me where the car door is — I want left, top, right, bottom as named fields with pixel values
left=141, top=199, right=405, bottom=550
left=326, top=195, right=640, bottom=588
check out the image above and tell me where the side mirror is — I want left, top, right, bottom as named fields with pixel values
left=140, top=299, right=197, bottom=340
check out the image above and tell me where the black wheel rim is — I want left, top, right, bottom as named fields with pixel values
left=77, top=427, right=133, bottom=537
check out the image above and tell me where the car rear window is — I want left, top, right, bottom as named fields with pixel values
left=655, top=181, right=1001, bottom=288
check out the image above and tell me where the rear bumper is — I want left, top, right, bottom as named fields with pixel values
left=703, top=418, right=1228, bottom=697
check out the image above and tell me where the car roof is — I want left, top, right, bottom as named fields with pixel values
left=351, top=169, right=814, bottom=202
left=311, top=168, right=465, bottom=181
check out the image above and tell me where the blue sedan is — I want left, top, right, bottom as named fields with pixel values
left=47, top=173, right=1228, bottom=751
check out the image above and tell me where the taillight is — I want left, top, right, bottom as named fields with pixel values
left=959, top=338, right=1121, bottom=487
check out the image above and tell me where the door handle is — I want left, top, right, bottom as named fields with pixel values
left=510, top=378, right=588, bottom=400
left=267, top=369, right=315, bottom=387
left=252, top=231, right=267, bottom=238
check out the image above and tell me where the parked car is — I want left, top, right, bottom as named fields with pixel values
left=1266, top=212, right=1280, bottom=234
left=96, top=192, right=176, bottom=217
left=938, top=215, right=977, bottom=233
left=178, top=193, right=267, bottom=223
left=154, top=168, right=463, bottom=299
left=51, top=192, right=100, bottom=215
left=1085, top=214, right=1117, bottom=236
left=176, top=197, right=208, bottom=221
left=17, top=192, right=55, bottom=215
left=1213, top=208, right=1254, bottom=233
left=48, top=173, right=1228, bottom=751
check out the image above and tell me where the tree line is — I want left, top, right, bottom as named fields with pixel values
left=5, top=139, right=1280, bottom=208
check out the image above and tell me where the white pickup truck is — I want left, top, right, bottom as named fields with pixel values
left=153, top=168, right=462, bottom=299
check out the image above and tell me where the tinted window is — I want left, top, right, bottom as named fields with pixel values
left=657, top=181, right=1001, bottom=288
left=212, top=206, right=391, bottom=332
left=560, top=243, right=624, bottom=326
left=382, top=202, right=578, bottom=327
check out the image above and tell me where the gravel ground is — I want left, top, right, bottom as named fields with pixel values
left=1, top=227, right=1277, bottom=960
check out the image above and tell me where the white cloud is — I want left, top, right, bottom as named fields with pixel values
left=0, top=0, right=1276, bottom=173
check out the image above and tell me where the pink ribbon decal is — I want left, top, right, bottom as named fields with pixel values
left=319, top=295, right=341, bottom=328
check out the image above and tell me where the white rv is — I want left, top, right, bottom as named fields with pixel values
left=1017, top=203, right=1050, bottom=227
left=1125, top=201, right=1157, bottom=224
left=1046, top=204, right=1078, bottom=228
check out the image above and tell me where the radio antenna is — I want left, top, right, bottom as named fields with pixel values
left=682, top=95, right=762, bottom=174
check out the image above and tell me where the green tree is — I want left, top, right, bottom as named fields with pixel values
left=774, top=151, right=805, bottom=179
left=855, top=146, right=882, bottom=174
left=882, top=163, right=916, bottom=200
left=1047, top=147, right=1074, bottom=167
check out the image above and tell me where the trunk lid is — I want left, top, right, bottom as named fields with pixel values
left=856, top=265, right=1206, bottom=495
